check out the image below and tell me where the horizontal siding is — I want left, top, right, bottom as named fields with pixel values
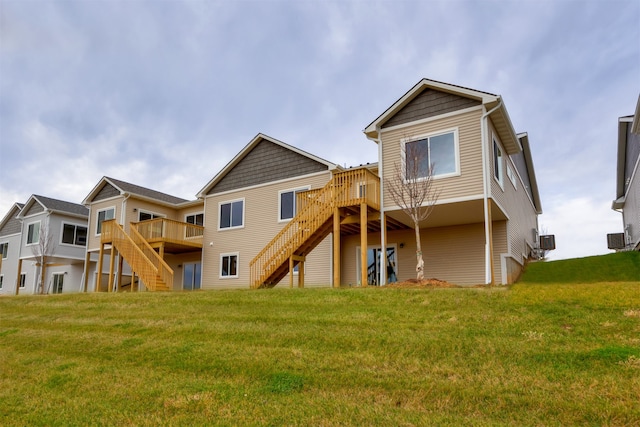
left=0, top=233, right=22, bottom=295
left=623, top=174, right=640, bottom=247
left=341, top=223, right=486, bottom=286
left=201, top=172, right=333, bottom=289
left=87, top=198, right=123, bottom=251
left=381, top=108, right=484, bottom=209
left=0, top=207, right=22, bottom=237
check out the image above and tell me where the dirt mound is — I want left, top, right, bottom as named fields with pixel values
left=386, top=278, right=458, bottom=288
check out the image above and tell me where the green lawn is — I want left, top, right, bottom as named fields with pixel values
left=1, top=268, right=639, bottom=425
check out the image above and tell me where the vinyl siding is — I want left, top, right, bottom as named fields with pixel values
left=50, top=214, right=88, bottom=260
left=22, top=201, right=44, bottom=217
left=0, top=208, right=23, bottom=237
left=201, top=172, right=333, bottom=289
left=93, top=182, right=120, bottom=202
left=381, top=108, right=484, bottom=209
left=0, top=233, right=21, bottom=294
left=623, top=172, right=640, bottom=248
left=341, top=223, right=486, bottom=286
left=87, top=198, right=122, bottom=251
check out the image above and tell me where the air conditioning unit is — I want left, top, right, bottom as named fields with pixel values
left=539, top=235, right=556, bottom=251
left=607, top=233, right=626, bottom=250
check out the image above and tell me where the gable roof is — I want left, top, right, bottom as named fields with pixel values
left=197, top=133, right=338, bottom=197
left=0, top=203, right=25, bottom=236
left=83, top=177, right=192, bottom=206
left=364, top=78, right=521, bottom=154
left=18, top=195, right=88, bottom=219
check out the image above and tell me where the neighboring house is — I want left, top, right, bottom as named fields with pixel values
left=0, top=196, right=88, bottom=295
left=197, top=133, right=340, bottom=289
left=0, top=203, right=24, bottom=294
left=81, top=177, right=205, bottom=292
left=360, top=79, right=542, bottom=285
left=611, top=94, right=640, bottom=250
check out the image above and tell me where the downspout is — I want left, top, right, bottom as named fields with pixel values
left=481, top=98, right=503, bottom=284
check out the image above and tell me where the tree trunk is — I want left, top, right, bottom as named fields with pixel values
left=414, top=221, right=424, bottom=280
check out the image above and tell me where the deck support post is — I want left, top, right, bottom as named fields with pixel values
left=108, top=248, right=116, bottom=293
left=333, top=208, right=341, bottom=288
left=117, top=255, right=124, bottom=292
left=96, top=243, right=105, bottom=292
left=487, top=201, right=495, bottom=286
left=360, top=203, right=368, bottom=287
left=380, top=211, right=388, bottom=286
left=14, top=258, right=22, bottom=295
left=82, top=251, right=91, bottom=292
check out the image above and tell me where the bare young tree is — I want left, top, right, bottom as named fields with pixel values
left=30, top=222, right=57, bottom=294
left=386, top=139, right=440, bottom=280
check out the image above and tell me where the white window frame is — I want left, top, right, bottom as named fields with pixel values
left=26, top=221, right=41, bottom=246
left=506, top=164, right=517, bottom=189
left=96, top=207, right=116, bottom=236
left=0, top=242, right=8, bottom=259
left=493, top=137, right=504, bottom=190
left=0, top=274, right=4, bottom=290
left=138, top=210, right=165, bottom=222
left=52, top=273, right=65, bottom=294
left=185, top=212, right=204, bottom=226
left=278, top=186, right=311, bottom=222
left=19, top=273, right=26, bottom=289
left=401, top=128, right=460, bottom=181
left=219, top=252, right=239, bottom=279
left=60, top=222, right=88, bottom=247
left=218, top=199, right=245, bottom=230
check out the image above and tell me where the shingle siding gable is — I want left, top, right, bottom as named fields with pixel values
left=93, top=183, right=120, bottom=202
left=382, top=88, right=481, bottom=129
left=0, top=210, right=22, bottom=237
left=22, top=202, right=44, bottom=217
left=208, top=140, right=329, bottom=194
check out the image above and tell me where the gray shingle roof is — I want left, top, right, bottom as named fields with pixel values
left=106, top=177, right=189, bottom=205
left=33, top=195, right=89, bottom=217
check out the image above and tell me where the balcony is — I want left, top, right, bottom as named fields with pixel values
left=131, top=218, right=204, bottom=254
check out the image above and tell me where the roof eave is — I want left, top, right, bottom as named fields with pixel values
left=632, top=93, right=640, bottom=135
left=518, top=132, right=542, bottom=214
left=615, top=120, right=628, bottom=199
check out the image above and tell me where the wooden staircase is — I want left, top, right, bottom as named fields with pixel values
left=101, top=220, right=173, bottom=291
left=250, top=169, right=380, bottom=288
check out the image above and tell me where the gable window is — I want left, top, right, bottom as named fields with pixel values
left=403, top=130, right=458, bottom=180
left=220, top=253, right=238, bottom=278
left=186, top=213, right=204, bottom=226
left=96, top=207, right=115, bottom=235
left=279, top=187, right=310, bottom=221
left=19, top=273, right=26, bottom=289
left=62, top=224, right=87, bottom=246
left=0, top=242, right=8, bottom=259
left=219, top=200, right=244, bottom=230
left=493, top=139, right=504, bottom=188
left=26, top=222, right=40, bottom=245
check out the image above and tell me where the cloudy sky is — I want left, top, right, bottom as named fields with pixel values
left=1, top=0, right=638, bottom=260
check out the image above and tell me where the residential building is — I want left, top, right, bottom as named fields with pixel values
left=0, top=196, right=88, bottom=295
left=611, top=94, right=640, bottom=250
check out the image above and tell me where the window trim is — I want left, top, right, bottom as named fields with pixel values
left=218, top=198, right=245, bottom=231
left=493, top=137, right=504, bottom=190
left=185, top=212, right=204, bottom=226
left=278, top=186, right=311, bottom=222
left=401, top=128, right=460, bottom=182
left=60, top=222, right=88, bottom=247
left=26, top=221, right=41, bottom=246
left=95, top=206, right=116, bottom=236
left=0, top=242, right=8, bottom=259
left=506, top=164, right=518, bottom=190
left=219, top=252, right=239, bottom=279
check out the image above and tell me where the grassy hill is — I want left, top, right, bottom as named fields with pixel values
left=520, top=251, right=640, bottom=284
left=1, top=278, right=639, bottom=425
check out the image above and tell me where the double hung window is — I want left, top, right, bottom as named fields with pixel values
left=26, top=222, right=40, bottom=245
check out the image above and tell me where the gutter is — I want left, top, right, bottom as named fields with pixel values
left=481, top=98, right=503, bottom=284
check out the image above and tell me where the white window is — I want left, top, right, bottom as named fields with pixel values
left=0, top=242, right=8, bottom=259
left=279, top=187, right=310, bottom=221
left=220, top=253, right=238, bottom=278
left=0, top=275, right=3, bottom=290
left=138, top=211, right=164, bottom=221
left=219, top=199, right=244, bottom=230
left=403, top=129, right=459, bottom=180
left=185, top=213, right=204, bottom=226
left=493, top=138, right=504, bottom=188
left=61, top=224, right=88, bottom=246
left=507, top=165, right=517, bottom=189
left=19, top=273, right=26, bottom=288
left=96, top=207, right=115, bottom=235
left=52, top=273, right=64, bottom=294
left=26, top=222, right=40, bottom=245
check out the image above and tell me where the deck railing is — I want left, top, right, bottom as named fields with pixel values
left=132, top=218, right=204, bottom=248
left=249, top=168, right=379, bottom=288
left=101, top=220, right=174, bottom=290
